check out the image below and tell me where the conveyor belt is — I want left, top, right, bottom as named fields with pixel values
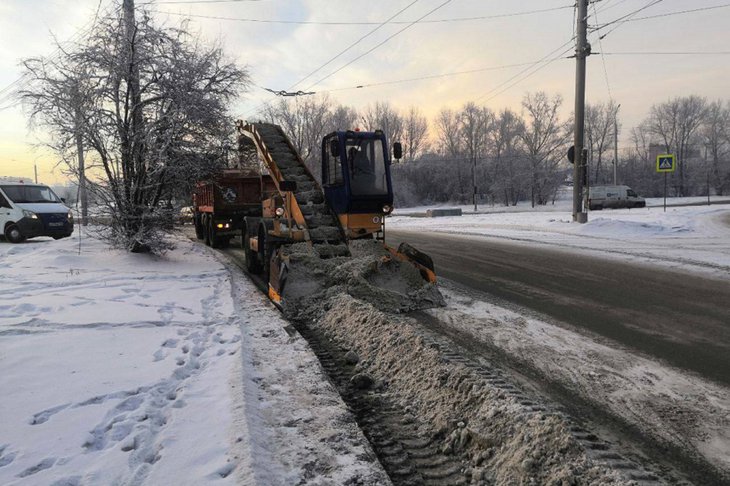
left=242, top=122, right=350, bottom=258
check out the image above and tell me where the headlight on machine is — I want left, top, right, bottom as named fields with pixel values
left=67, top=210, right=74, bottom=223
left=382, top=204, right=393, bottom=215
left=22, top=209, right=38, bottom=219
left=275, top=207, right=285, bottom=217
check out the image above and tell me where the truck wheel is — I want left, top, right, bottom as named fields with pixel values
left=259, top=225, right=270, bottom=279
left=243, top=225, right=261, bottom=273
left=194, top=213, right=204, bottom=239
left=209, top=219, right=220, bottom=248
left=202, top=215, right=211, bottom=246
left=5, top=224, right=25, bottom=244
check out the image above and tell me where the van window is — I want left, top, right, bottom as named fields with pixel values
left=0, top=185, right=61, bottom=204
left=0, top=192, right=10, bottom=208
left=627, top=189, right=637, bottom=197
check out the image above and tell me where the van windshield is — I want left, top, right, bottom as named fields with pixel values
left=1, top=185, right=61, bottom=204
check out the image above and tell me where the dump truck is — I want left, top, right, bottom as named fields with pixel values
left=191, top=169, right=274, bottom=248
left=236, top=121, right=436, bottom=306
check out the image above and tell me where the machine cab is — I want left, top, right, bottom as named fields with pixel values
left=322, top=130, right=396, bottom=239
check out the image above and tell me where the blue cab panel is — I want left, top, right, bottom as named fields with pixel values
left=321, top=130, right=394, bottom=216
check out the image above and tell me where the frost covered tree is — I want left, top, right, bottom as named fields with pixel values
left=645, top=96, right=707, bottom=196
left=361, top=101, right=404, bottom=156
left=702, top=100, right=730, bottom=195
left=260, top=95, right=360, bottom=179
left=585, top=102, right=620, bottom=184
left=519, top=92, right=570, bottom=206
left=22, top=1, right=249, bottom=252
left=401, top=106, right=429, bottom=163
left=490, top=109, right=528, bottom=206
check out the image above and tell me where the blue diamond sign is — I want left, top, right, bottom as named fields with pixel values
left=656, top=154, right=676, bottom=173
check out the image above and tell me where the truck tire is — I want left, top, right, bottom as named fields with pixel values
left=202, top=215, right=211, bottom=246
left=194, top=213, right=204, bottom=239
left=209, top=219, right=221, bottom=249
left=243, top=224, right=262, bottom=274
left=5, top=224, right=25, bottom=243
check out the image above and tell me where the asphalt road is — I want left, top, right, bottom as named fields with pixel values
left=387, top=230, right=730, bottom=386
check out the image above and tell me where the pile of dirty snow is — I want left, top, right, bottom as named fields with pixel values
left=279, top=239, right=444, bottom=320
left=304, top=294, right=632, bottom=485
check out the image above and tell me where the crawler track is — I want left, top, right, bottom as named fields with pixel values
left=292, top=321, right=470, bottom=486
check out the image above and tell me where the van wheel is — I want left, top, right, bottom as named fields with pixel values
left=5, top=224, right=25, bottom=243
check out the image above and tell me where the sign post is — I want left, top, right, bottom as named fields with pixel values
left=656, top=154, right=676, bottom=212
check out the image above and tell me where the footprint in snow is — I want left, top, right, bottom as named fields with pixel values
left=18, top=457, right=56, bottom=477
left=30, top=403, right=71, bottom=425
left=0, top=445, right=17, bottom=468
left=49, top=476, right=81, bottom=486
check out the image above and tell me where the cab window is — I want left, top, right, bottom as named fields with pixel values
left=323, top=135, right=343, bottom=186
left=345, top=138, right=387, bottom=196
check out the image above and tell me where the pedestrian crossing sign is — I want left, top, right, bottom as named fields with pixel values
left=656, top=154, right=676, bottom=173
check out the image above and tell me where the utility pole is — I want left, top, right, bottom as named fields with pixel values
left=613, top=103, right=620, bottom=185
left=123, top=0, right=143, bottom=181
left=573, top=0, right=589, bottom=223
left=34, top=163, right=38, bottom=183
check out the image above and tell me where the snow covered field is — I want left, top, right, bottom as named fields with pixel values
left=390, top=199, right=730, bottom=280
left=0, top=233, right=386, bottom=485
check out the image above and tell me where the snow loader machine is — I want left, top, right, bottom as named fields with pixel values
left=236, top=121, right=437, bottom=307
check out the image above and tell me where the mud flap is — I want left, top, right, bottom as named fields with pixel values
left=267, top=248, right=289, bottom=306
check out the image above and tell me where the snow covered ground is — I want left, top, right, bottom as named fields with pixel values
left=389, top=197, right=730, bottom=280
left=2, top=196, right=728, bottom=485
left=0, top=232, right=387, bottom=485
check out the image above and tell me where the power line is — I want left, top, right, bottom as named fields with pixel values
left=482, top=46, right=573, bottom=103
left=591, top=1, right=613, bottom=102
left=290, top=0, right=421, bottom=90
left=141, top=0, right=265, bottom=4
left=475, top=37, right=575, bottom=103
left=304, top=0, right=456, bottom=91
left=600, top=3, right=730, bottom=25
left=0, top=2, right=118, bottom=105
left=148, top=5, right=573, bottom=25
left=602, top=51, right=730, bottom=55
left=323, top=61, right=546, bottom=93
left=591, top=0, right=665, bottom=40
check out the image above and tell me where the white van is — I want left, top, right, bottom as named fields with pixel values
left=588, top=185, right=646, bottom=210
left=0, top=178, right=74, bottom=243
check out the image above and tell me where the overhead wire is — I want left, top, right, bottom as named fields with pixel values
left=602, top=51, right=730, bottom=55
left=146, top=5, right=574, bottom=25
left=0, top=1, right=119, bottom=107
left=239, top=0, right=423, bottom=118
left=591, top=0, right=614, bottom=102
left=600, top=2, right=730, bottom=25
left=474, top=36, right=576, bottom=103
left=591, top=0, right=665, bottom=40
left=322, top=60, right=548, bottom=93
left=288, top=0, right=422, bottom=90
left=303, top=0, right=456, bottom=91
